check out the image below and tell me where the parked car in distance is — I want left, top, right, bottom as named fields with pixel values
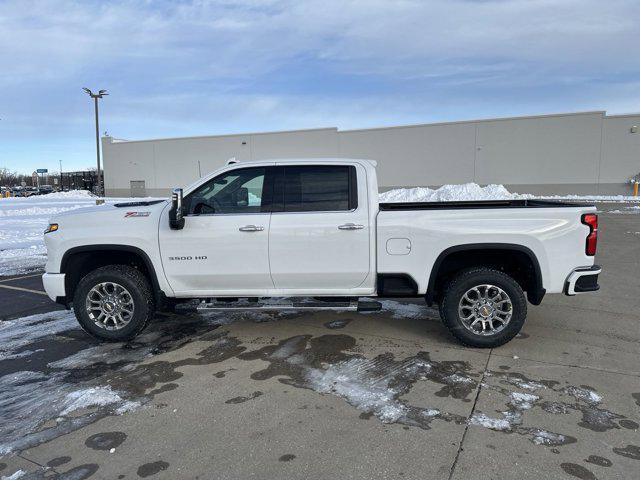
left=42, top=158, right=601, bottom=348
left=38, top=185, right=54, bottom=195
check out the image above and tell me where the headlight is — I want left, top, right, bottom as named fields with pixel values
left=44, top=223, right=59, bottom=234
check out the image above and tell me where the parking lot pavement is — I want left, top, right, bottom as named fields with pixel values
left=0, top=272, right=65, bottom=320
left=0, top=207, right=638, bottom=480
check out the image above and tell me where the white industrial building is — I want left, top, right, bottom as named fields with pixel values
left=102, top=110, right=640, bottom=197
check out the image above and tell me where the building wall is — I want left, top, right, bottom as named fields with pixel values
left=103, top=111, right=640, bottom=197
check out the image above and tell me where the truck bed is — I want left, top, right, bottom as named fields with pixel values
left=378, top=199, right=590, bottom=211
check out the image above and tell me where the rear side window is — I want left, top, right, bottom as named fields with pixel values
left=281, top=165, right=357, bottom=212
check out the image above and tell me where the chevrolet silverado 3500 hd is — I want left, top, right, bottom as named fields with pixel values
left=42, top=159, right=601, bottom=347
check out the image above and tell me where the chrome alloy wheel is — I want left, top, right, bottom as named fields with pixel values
left=458, top=284, right=513, bottom=336
left=85, top=282, right=135, bottom=331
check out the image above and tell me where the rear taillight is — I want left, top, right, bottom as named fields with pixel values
left=581, top=213, right=598, bottom=256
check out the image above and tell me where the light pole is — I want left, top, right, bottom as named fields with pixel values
left=82, top=88, right=108, bottom=195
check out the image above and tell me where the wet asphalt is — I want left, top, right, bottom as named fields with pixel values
left=0, top=204, right=638, bottom=480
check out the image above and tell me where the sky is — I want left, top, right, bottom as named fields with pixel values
left=1, top=0, right=640, bottom=173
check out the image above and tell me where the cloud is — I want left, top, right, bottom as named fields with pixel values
left=0, top=0, right=639, bottom=171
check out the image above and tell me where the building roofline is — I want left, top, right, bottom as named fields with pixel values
left=105, top=127, right=338, bottom=145
left=103, top=110, right=633, bottom=144
left=340, top=111, right=607, bottom=134
left=604, top=112, right=640, bottom=119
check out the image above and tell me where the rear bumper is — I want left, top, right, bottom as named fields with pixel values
left=564, top=265, right=601, bottom=295
left=42, top=273, right=66, bottom=304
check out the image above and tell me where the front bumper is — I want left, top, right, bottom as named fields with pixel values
left=42, top=273, right=66, bottom=303
left=564, top=265, right=601, bottom=295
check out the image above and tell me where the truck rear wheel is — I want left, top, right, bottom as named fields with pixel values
left=73, top=265, right=155, bottom=341
left=439, top=267, right=526, bottom=348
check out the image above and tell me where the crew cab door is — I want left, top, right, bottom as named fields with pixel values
left=159, top=166, right=275, bottom=295
left=268, top=163, right=371, bottom=291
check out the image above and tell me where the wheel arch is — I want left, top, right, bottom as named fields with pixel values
left=425, top=243, right=545, bottom=306
left=60, top=245, right=164, bottom=305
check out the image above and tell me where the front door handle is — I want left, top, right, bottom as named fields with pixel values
left=239, top=225, right=264, bottom=232
left=338, top=223, right=365, bottom=230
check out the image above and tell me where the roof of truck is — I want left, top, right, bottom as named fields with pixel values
left=223, top=157, right=378, bottom=167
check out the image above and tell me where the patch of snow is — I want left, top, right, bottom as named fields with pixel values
left=306, top=357, right=407, bottom=423
left=531, top=429, right=567, bottom=446
left=2, top=470, right=26, bottom=480
left=422, top=409, right=440, bottom=417
left=504, top=377, right=545, bottom=392
left=0, top=310, right=78, bottom=360
left=376, top=300, right=433, bottom=319
left=540, top=194, right=640, bottom=203
left=564, top=386, right=602, bottom=404
left=608, top=206, right=640, bottom=214
left=115, top=401, right=142, bottom=415
left=444, top=374, right=474, bottom=385
left=469, top=413, right=511, bottom=431
left=1, top=349, right=45, bottom=360
left=510, top=392, right=539, bottom=410
left=60, top=386, right=124, bottom=415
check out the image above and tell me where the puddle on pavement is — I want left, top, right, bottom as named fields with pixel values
left=137, top=461, right=170, bottom=478
left=84, top=431, right=127, bottom=451
left=560, top=462, right=597, bottom=480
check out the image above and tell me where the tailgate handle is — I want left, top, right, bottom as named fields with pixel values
left=239, top=225, right=264, bottom=232
left=338, top=223, right=364, bottom=230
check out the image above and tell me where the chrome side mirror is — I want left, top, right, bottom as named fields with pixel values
left=169, top=188, right=185, bottom=230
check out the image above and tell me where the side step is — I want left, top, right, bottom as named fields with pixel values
left=197, top=298, right=382, bottom=312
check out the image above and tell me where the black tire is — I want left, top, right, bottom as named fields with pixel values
left=73, top=265, right=155, bottom=342
left=439, top=267, right=526, bottom=348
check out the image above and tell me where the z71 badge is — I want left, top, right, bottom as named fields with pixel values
left=124, top=211, right=151, bottom=217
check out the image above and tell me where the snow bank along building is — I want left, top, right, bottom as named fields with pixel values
left=102, top=110, right=640, bottom=197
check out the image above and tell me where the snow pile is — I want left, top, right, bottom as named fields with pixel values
left=609, top=206, right=640, bottom=214
left=41, top=189, right=95, bottom=199
left=540, top=194, right=640, bottom=202
left=379, top=183, right=525, bottom=203
left=380, top=183, right=640, bottom=204
left=0, top=193, right=148, bottom=276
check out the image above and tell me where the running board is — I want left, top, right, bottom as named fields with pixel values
left=197, top=299, right=382, bottom=312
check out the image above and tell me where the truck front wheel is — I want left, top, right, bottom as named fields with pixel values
left=73, top=265, right=155, bottom=341
left=439, top=267, right=526, bottom=348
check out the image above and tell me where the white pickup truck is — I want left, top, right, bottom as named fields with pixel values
left=43, top=159, right=601, bottom=347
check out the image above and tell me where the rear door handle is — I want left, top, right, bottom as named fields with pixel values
left=239, top=225, right=264, bottom=232
left=338, top=223, right=364, bottom=230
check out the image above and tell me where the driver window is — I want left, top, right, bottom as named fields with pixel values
left=185, top=167, right=266, bottom=215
